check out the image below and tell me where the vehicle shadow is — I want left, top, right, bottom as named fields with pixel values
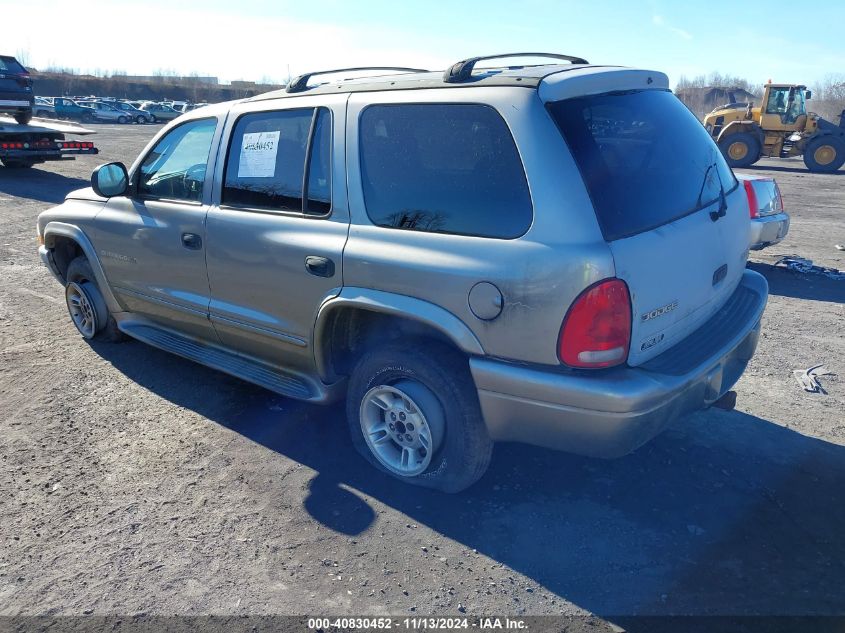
left=748, top=261, right=845, bottom=304
left=89, top=339, right=845, bottom=617
left=743, top=164, right=844, bottom=175
left=0, top=166, right=89, bottom=203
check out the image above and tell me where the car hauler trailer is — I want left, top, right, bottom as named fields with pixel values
left=0, top=114, right=97, bottom=168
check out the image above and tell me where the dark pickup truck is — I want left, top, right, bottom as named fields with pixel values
left=0, top=55, right=34, bottom=124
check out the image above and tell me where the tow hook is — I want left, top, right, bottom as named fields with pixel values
left=712, top=390, right=737, bottom=411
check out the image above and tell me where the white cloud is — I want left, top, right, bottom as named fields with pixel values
left=652, top=13, right=693, bottom=40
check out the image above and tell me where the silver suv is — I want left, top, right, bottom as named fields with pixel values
left=37, top=54, right=768, bottom=492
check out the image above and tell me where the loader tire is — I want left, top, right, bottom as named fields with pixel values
left=803, top=136, right=845, bottom=173
left=719, top=132, right=760, bottom=168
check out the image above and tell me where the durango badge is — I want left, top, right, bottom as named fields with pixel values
left=641, top=300, right=678, bottom=322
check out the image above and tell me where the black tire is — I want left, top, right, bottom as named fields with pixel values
left=346, top=341, right=493, bottom=493
left=117, top=115, right=128, bottom=124
left=65, top=257, right=125, bottom=342
left=136, top=115, right=146, bottom=124
left=803, top=136, right=845, bottom=173
left=2, top=160, right=34, bottom=168
left=14, top=110, right=32, bottom=125
left=81, top=112, right=94, bottom=124
left=718, top=132, right=760, bottom=168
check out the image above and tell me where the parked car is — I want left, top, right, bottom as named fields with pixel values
left=52, top=97, right=97, bottom=123
left=36, top=54, right=768, bottom=492
left=735, top=173, right=790, bottom=250
left=33, top=97, right=56, bottom=118
left=80, top=101, right=132, bottom=123
left=138, top=102, right=181, bottom=122
left=0, top=54, right=34, bottom=124
left=109, top=101, right=154, bottom=124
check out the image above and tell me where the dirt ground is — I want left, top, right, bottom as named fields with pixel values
left=0, top=124, right=843, bottom=622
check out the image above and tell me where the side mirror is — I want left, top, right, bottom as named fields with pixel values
left=91, top=162, right=128, bottom=198
left=805, top=90, right=812, bottom=100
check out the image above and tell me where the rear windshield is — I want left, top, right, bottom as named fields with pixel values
left=0, top=56, right=27, bottom=74
left=549, top=90, right=736, bottom=241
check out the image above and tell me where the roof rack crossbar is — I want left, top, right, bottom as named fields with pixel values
left=443, top=52, right=589, bottom=83
left=286, top=67, right=430, bottom=93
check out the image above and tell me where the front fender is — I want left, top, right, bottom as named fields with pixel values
left=42, top=221, right=122, bottom=313
left=716, top=120, right=764, bottom=144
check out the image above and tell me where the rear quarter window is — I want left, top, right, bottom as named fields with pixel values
left=359, top=103, right=532, bottom=239
left=0, top=56, right=26, bottom=74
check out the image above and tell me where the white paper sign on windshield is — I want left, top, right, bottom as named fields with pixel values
left=238, top=131, right=280, bottom=178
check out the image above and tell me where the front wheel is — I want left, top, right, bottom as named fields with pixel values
left=136, top=115, right=146, bottom=124
left=718, top=132, right=760, bottom=168
left=64, top=257, right=124, bottom=342
left=346, top=341, right=493, bottom=493
left=803, top=136, right=845, bottom=173
left=117, top=115, right=128, bottom=124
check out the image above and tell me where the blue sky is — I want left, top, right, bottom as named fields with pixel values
left=3, top=0, right=844, bottom=88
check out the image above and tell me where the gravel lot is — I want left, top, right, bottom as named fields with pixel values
left=1, top=123, right=843, bottom=622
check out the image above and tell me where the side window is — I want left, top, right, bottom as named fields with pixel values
left=359, top=104, right=532, bottom=239
left=766, top=88, right=788, bottom=114
left=222, top=107, right=332, bottom=214
left=137, top=117, right=217, bottom=202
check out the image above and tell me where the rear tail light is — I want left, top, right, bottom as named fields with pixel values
left=59, top=141, right=94, bottom=149
left=774, top=181, right=784, bottom=212
left=558, top=278, right=631, bottom=369
left=743, top=179, right=759, bottom=219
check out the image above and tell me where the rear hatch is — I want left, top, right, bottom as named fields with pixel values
left=0, top=56, right=31, bottom=96
left=549, top=88, right=749, bottom=366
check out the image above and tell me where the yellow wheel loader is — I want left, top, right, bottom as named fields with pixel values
left=703, top=83, right=845, bottom=173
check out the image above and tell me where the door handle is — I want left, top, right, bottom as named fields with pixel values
left=181, top=233, right=202, bottom=250
left=305, top=255, right=335, bottom=278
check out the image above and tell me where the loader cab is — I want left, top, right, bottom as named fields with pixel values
left=761, top=84, right=808, bottom=131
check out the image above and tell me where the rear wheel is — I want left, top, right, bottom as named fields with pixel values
left=136, top=115, right=146, bottom=124
left=346, top=341, right=493, bottom=493
left=719, top=132, right=760, bottom=168
left=14, top=110, right=32, bottom=125
left=803, top=136, right=845, bottom=173
left=2, top=160, right=35, bottom=168
left=117, top=115, right=128, bottom=124
left=64, top=257, right=124, bottom=342
left=81, top=112, right=94, bottom=124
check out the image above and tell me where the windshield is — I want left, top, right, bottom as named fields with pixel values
left=548, top=90, right=737, bottom=241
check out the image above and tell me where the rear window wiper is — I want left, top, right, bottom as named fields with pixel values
left=696, top=160, right=728, bottom=221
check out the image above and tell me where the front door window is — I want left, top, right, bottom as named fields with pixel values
left=137, top=118, right=217, bottom=202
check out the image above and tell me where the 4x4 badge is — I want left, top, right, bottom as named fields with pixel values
left=641, top=300, right=678, bottom=322
left=640, top=333, right=665, bottom=351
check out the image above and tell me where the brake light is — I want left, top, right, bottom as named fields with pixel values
left=744, top=179, right=759, bottom=219
left=558, top=279, right=631, bottom=369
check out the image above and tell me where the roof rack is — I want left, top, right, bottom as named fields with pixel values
left=443, top=53, right=589, bottom=84
left=286, top=67, right=430, bottom=93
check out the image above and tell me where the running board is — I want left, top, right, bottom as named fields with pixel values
left=118, top=321, right=333, bottom=402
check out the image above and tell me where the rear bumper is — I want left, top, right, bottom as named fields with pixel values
left=750, top=212, right=790, bottom=250
left=471, top=269, right=768, bottom=458
left=0, top=95, right=34, bottom=108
